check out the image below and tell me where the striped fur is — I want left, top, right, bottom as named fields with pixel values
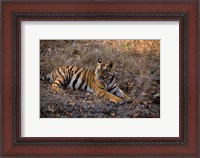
left=42, top=60, right=132, bottom=104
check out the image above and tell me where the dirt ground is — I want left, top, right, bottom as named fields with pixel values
left=40, top=40, right=160, bottom=118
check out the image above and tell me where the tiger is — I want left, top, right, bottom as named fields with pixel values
left=41, top=59, right=133, bottom=104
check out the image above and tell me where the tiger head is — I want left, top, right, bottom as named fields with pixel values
left=95, top=59, right=114, bottom=81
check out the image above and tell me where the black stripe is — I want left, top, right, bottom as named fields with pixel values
left=67, top=66, right=73, bottom=77
left=84, top=71, right=91, bottom=91
left=109, top=75, right=115, bottom=85
left=53, top=82, right=60, bottom=86
left=74, top=67, right=80, bottom=74
left=78, top=76, right=86, bottom=90
left=61, top=66, right=67, bottom=75
left=113, top=89, right=119, bottom=95
left=69, top=66, right=74, bottom=75
left=68, top=66, right=74, bottom=81
left=64, top=78, right=70, bottom=89
left=72, top=70, right=83, bottom=89
left=107, top=85, right=117, bottom=92
left=57, top=68, right=65, bottom=79
left=84, top=84, right=88, bottom=91
left=56, top=78, right=63, bottom=85
left=78, top=70, right=88, bottom=90
left=64, top=66, right=69, bottom=70
left=62, top=66, right=73, bottom=89
left=107, top=76, right=116, bottom=90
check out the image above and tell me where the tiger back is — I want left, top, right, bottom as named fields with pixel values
left=42, top=59, right=133, bottom=104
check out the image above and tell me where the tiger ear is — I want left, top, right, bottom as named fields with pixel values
left=109, top=61, right=113, bottom=68
left=97, top=59, right=102, bottom=64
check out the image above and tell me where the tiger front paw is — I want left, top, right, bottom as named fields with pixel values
left=111, top=98, right=125, bottom=105
left=118, top=100, right=125, bottom=105
left=124, top=97, right=133, bottom=103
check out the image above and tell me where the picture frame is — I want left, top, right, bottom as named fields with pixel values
left=1, top=0, right=199, bottom=157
